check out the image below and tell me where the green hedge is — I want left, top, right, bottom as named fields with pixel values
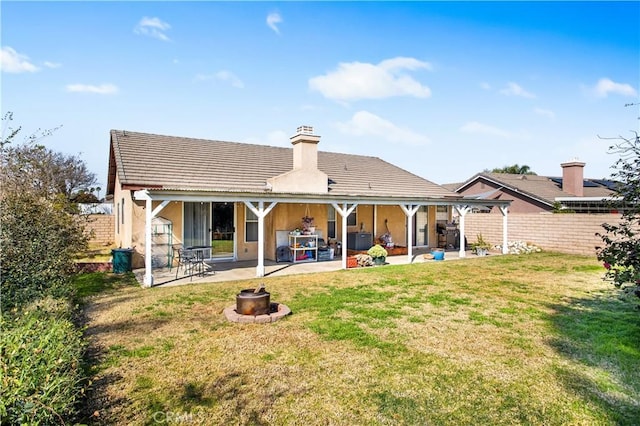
left=1, top=298, right=86, bottom=425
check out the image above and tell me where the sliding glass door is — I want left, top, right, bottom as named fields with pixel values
left=211, top=202, right=234, bottom=258
left=183, top=202, right=235, bottom=259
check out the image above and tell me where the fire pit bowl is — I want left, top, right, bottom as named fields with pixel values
left=236, top=288, right=271, bottom=316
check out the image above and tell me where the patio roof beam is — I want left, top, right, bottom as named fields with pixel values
left=134, top=190, right=511, bottom=209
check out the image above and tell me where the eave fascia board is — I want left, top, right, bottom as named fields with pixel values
left=133, top=189, right=512, bottom=208
left=555, top=196, right=621, bottom=202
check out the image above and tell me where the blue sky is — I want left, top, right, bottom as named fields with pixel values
left=2, top=1, right=639, bottom=195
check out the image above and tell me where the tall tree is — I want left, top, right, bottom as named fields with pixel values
left=1, top=113, right=97, bottom=202
left=596, top=131, right=640, bottom=302
left=488, top=164, right=537, bottom=175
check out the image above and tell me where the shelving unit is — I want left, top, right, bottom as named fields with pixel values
left=289, top=234, right=318, bottom=263
left=152, top=217, right=173, bottom=268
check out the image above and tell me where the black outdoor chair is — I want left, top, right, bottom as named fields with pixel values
left=173, top=244, right=197, bottom=279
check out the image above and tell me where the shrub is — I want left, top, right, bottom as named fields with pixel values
left=0, top=192, right=89, bottom=311
left=367, top=244, right=388, bottom=258
left=0, top=297, right=86, bottom=425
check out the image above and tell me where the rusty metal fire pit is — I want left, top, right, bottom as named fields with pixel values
left=236, top=288, right=271, bottom=316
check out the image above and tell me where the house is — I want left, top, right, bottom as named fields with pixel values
left=445, top=161, right=618, bottom=214
left=107, top=126, right=511, bottom=286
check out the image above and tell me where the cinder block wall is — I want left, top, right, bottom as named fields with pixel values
left=86, top=214, right=115, bottom=247
left=465, top=213, right=625, bottom=256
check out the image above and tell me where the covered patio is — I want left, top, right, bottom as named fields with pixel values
left=136, top=247, right=493, bottom=288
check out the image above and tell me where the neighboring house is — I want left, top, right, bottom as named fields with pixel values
left=107, top=126, right=511, bottom=286
left=446, top=161, right=618, bottom=214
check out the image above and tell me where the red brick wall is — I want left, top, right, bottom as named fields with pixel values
left=464, top=213, right=625, bottom=256
left=86, top=214, right=115, bottom=247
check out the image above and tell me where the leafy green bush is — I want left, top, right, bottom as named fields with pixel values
left=0, top=297, right=86, bottom=425
left=0, top=192, right=88, bottom=311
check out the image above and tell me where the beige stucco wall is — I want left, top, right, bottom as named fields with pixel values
left=112, top=174, right=135, bottom=250
left=374, top=205, right=407, bottom=247
left=123, top=200, right=452, bottom=267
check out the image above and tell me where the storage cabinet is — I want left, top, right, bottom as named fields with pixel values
left=347, top=232, right=373, bottom=250
left=289, top=234, right=318, bottom=263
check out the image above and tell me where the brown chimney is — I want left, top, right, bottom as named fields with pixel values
left=560, top=160, right=585, bottom=197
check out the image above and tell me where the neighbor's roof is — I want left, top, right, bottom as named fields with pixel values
left=453, top=172, right=616, bottom=205
left=107, top=130, right=456, bottom=199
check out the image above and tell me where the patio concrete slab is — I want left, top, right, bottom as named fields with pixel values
left=135, top=248, right=484, bottom=288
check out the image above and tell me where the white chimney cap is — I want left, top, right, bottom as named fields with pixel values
left=297, top=125, right=314, bottom=135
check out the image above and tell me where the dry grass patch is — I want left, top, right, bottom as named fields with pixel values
left=80, top=253, right=640, bottom=425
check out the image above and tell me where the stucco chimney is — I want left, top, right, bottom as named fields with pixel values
left=266, top=125, right=328, bottom=193
left=561, top=160, right=585, bottom=197
left=291, top=125, right=320, bottom=170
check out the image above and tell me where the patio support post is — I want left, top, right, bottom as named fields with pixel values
left=454, top=205, right=471, bottom=258
left=399, top=204, right=419, bottom=263
left=331, top=202, right=357, bottom=269
left=500, top=205, right=509, bottom=254
left=143, top=197, right=153, bottom=287
left=244, top=201, right=277, bottom=278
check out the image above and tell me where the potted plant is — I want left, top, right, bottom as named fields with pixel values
left=367, top=244, right=388, bottom=265
left=471, top=234, right=492, bottom=256
left=302, top=215, right=315, bottom=234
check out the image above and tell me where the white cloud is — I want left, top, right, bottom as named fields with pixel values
left=1, top=46, right=39, bottom=73
left=534, top=107, right=555, bottom=120
left=266, top=12, right=282, bottom=34
left=195, top=71, right=244, bottom=88
left=43, top=61, right=61, bottom=69
left=309, top=57, right=432, bottom=101
left=336, top=111, right=429, bottom=146
left=215, top=70, right=244, bottom=88
left=591, top=77, right=637, bottom=98
left=134, top=17, right=171, bottom=42
left=66, top=83, right=119, bottom=94
left=480, top=82, right=491, bottom=90
left=460, top=121, right=512, bottom=138
left=499, top=82, right=536, bottom=99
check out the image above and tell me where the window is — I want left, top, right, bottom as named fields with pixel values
left=347, top=208, right=357, bottom=226
left=121, top=198, right=125, bottom=224
left=436, top=205, right=448, bottom=221
left=327, top=206, right=336, bottom=239
left=245, top=206, right=258, bottom=242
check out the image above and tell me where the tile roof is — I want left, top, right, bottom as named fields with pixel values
left=456, top=172, right=615, bottom=204
left=108, top=130, right=456, bottom=199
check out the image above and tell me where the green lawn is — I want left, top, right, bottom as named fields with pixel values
left=78, top=252, right=640, bottom=425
